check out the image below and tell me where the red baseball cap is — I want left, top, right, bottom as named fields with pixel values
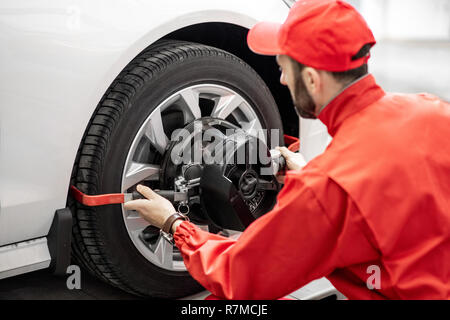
left=247, top=0, right=376, bottom=72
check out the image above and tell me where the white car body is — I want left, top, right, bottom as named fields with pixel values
left=0, top=0, right=332, bottom=297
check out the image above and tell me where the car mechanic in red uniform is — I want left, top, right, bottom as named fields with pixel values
left=124, top=0, right=450, bottom=300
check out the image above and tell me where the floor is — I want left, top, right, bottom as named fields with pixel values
left=1, top=40, right=449, bottom=300
left=0, top=268, right=138, bottom=300
left=0, top=267, right=342, bottom=300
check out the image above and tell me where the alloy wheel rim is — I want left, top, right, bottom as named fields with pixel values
left=121, top=84, right=263, bottom=271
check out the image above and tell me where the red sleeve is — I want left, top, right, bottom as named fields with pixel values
left=174, top=170, right=346, bottom=299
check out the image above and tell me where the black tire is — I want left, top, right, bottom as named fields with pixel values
left=69, top=40, right=283, bottom=298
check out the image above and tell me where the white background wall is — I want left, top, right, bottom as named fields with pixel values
left=347, top=0, right=450, bottom=41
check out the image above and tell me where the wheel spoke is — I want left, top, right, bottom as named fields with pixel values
left=153, top=234, right=174, bottom=269
left=125, top=214, right=149, bottom=233
left=240, top=118, right=262, bottom=134
left=144, top=108, right=169, bottom=154
left=179, top=88, right=201, bottom=123
left=211, top=94, right=244, bottom=119
left=123, top=162, right=160, bottom=190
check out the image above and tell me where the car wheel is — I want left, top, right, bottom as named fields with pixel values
left=69, top=40, right=283, bottom=298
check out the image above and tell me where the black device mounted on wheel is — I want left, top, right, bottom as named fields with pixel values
left=159, top=117, right=281, bottom=231
left=199, top=129, right=281, bottom=231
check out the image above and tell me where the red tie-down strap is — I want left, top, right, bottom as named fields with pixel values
left=70, top=185, right=125, bottom=206
left=284, top=134, right=300, bottom=152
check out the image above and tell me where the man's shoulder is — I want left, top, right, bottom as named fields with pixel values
left=373, top=91, right=449, bottom=116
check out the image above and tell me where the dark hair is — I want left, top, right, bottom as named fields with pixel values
left=290, top=43, right=372, bottom=85
left=330, top=63, right=368, bottom=83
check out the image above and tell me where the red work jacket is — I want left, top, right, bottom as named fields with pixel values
left=174, top=74, right=450, bottom=299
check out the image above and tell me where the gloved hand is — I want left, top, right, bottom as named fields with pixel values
left=275, top=146, right=307, bottom=184
left=275, top=146, right=307, bottom=170
left=124, top=184, right=176, bottom=229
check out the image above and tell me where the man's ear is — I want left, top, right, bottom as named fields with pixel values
left=302, top=67, right=321, bottom=95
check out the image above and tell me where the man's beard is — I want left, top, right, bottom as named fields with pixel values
left=292, top=75, right=317, bottom=119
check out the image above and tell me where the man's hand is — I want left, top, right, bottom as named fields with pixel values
left=275, top=146, right=307, bottom=183
left=123, top=184, right=176, bottom=229
left=275, top=146, right=307, bottom=170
